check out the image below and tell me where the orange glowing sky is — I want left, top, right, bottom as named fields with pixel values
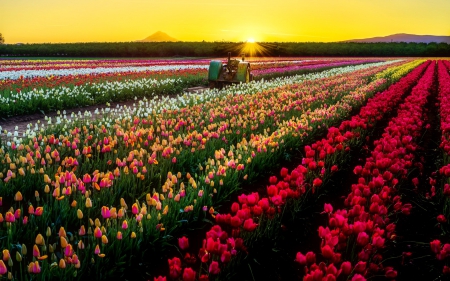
left=1, top=0, right=449, bottom=44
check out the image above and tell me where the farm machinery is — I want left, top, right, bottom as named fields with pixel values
left=208, top=52, right=253, bottom=89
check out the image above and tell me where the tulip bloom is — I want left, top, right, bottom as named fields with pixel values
left=14, top=191, right=23, bottom=201
left=0, top=260, right=6, bottom=275
left=178, top=236, right=189, bottom=250
left=5, top=212, right=15, bottom=223
left=182, top=267, right=196, bottom=281
left=34, top=207, right=44, bottom=216
left=101, top=206, right=111, bottom=219
left=295, top=252, right=306, bottom=265
left=32, top=245, right=40, bottom=257
left=35, top=234, right=45, bottom=246
left=132, top=203, right=139, bottom=215
left=94, top=227, right=102, bottom=238
left=168, top=257, right=182, bottom=279
left=243, top=218, right=258, bottom=232
left=27, top=261, right=41, bottom=274
left=431, top=239, right=441, bottom=254
left=209, top=261, right=220, bottom=274
left=2, top=250, right=10, bottom=262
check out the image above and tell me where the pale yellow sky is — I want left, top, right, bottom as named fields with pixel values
left=1, top=0, right=449, bottom=43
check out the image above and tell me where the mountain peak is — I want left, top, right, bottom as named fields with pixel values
left=139, top=31, right=178, bottom=42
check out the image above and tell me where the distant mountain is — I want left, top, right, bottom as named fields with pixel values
left=344, top=33, right=450, bottom=44
left=139, top=31, right=178, bottom=42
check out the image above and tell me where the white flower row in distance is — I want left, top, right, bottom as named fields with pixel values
left=0, top=64, right=209, bottom=80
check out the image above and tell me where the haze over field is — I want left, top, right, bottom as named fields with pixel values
left=0, top=0, right=449, bottom=44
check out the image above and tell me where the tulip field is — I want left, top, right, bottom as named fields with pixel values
left=1, top=57, right=450, bottom=281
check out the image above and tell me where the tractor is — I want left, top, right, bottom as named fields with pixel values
left=208, top=52, right=253, bottom=89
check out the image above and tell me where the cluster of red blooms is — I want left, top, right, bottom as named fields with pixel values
left=295, top=61, right=436, bottom=281
left=155, top=225, right=246, bottom=281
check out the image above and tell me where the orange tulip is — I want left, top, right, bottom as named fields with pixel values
left=59, top=227, right=66, bottom=237
left=60, top=237, right=68, bottom=248
left=35, top=234, right=45, bottom=246
left=14, top=191, right=23, bottom=201
left=59, top=259, right=66, bottom=269
left=2, top=250, right=10, bottom=261
left=0, top=260, right=6, bottom=275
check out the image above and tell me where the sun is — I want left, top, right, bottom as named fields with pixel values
left=247, top=38, right=255, bottom=43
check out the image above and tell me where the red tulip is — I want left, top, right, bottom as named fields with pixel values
left=209, top=261, right=220, bottom=274
left=312, top=178, right=322, bottom=187
left=168, top=257, right=181, bottom=279
left=354, top=261, right=366, bottom=273
left=182, top=267, right=196, bottom=281
left=280, top=167, right=289, bottom=178
left=221, top=250, right=231, bottom=263
left=323, top=203, right=333, bottom=214
left=243, top=218, right=258, bottom=232
left=431, top=239, right=441, bottom=254
left=437, top=214, right=447, bottom=223
left=305, top=251, right=316, bottom=264
left=340, top=261, right=352, bottom=275
left=178, top=236, right=189, bottom=250
left=295, top=252, right=306, bottom=265
left=385, top=268, right=397, bottom=278
left=356, top=232, right=369, bottom=246
left=351, top=274, right=366, bottom=281
left=321, top=245, right=334, bottom=259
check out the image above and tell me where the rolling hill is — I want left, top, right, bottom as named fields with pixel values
left=344, top=33, right=450, bottom=44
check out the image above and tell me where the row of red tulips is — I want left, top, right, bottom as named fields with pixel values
left=433, top=60, right=450, bottom=274
left=153, top=62, right=431, bottom=280
left=296, top=60, right=436, bottom=281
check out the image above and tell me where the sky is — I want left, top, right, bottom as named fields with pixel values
left=1, top=0, right=449, bottom=44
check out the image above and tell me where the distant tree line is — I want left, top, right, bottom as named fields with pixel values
left=0, top=41, right=449, bottom=57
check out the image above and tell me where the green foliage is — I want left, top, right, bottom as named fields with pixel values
left=1, top=41, right=449, bottom=57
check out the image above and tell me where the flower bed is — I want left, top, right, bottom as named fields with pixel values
left=0, top=58, right=392, bottom=117
left=0, top=60, right=409, bottom=280
left=156, top=61, right=429, bottom=281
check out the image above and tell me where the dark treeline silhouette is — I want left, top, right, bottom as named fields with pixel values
left=0, top=41, right=449, bottom=57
